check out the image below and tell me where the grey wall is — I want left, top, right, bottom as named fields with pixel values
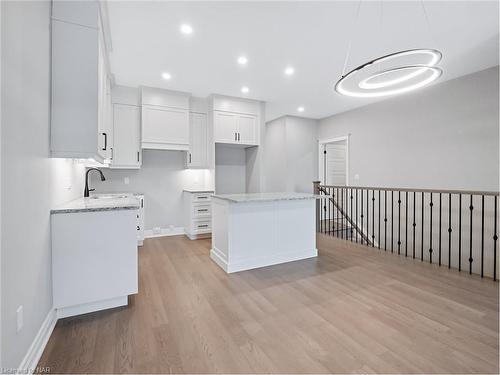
left=214, top=145, right=246, bottom=194
left=318, top=67, right=500, bottom=191
left=264, top=116, right=318, bottom=193
left=1, top=1, right=85, bottom=368
left=91, top=150, right=210, bottom=231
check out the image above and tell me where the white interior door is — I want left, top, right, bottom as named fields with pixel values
left=324, top=141, right=347, bottom=186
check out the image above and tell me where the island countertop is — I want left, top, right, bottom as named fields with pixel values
left=212, top=192, right=321, bottom=203
left=51, top=193, right=140, bottom=214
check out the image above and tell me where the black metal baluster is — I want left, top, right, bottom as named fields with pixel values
left=366, top=189, right=369, bottom=245
left=361, top=189, right=364, bottom=245
left=469, top=194, right=473, bottom=274
left=421, top=192, right=424, bottom=262
left=439, top=193, right=442, bottom=266
left=350, top=189, right=354, bottom=241
left=372, top=190, right=375, bottom=247
left=391, top=191, right=394, bottom=253
left=341, top=188, right=344, bottom=239
left=429, top=193, right=433, bottom=264
left=494, top=195, right=497, bottom=281
left=328, top=187, right=331, bottom=235
left=459, top=194, right=462, bottom=272
left=398, top=191, right=401, bottom=255
left=481, top=195, right=484, bottom=277
left=378, top=190, right=381, bottom=249
left=355, top=189, right=358, bottom=243
left=384, top=190, right=387, bottom=251
left=405, top=191, right=408, bottom=257
left=413, top=191, right=416, bottom=259
left=448, top=193, right=452, bottom=269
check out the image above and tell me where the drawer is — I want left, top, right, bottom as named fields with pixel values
left=193, top=220, right=211, bottom=233
left=192, top=193, right=212, bottom=202
left=192, top=204, right=211, bottom=218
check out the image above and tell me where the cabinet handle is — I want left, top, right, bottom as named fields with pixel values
left=102, top=132, right=107, bottom=151
left=141, top=199, right=143, bottom=208
left=110, top=147, right=113, bottom=160
left=238, top=132, right=240, bottom=141
left=198, top=224, right=209, bottom=228
left=234, top=132, right=237, bottom=141
left=137, top=226, right=140, bottom=230
left=198, top=196, right=208, bottom=199
left=198, top=209, right=208, bottom=212
left=137, top=151, right=140, bottom=162
left=189, top=153, right=192, bottom=164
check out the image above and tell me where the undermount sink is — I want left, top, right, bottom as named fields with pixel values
left=89, top=194, right=129, bottom=200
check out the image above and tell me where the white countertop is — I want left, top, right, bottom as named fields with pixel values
left=183, top=189, right=214, bottom=193
left=51, top=193, right=140, bottom=214
left=212, top=192, right=321, bottom=203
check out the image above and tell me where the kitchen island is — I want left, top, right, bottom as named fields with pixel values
left=211, top=192, right=320, bottom=273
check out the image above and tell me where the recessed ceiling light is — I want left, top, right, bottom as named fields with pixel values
left=297, top=106, right=305, bottom=112
left=284, top=66, right=295, bottom=76
left=241, top=86, right=249, bottom=94
left=180, top=24, right=193, bottom=35
left=237, top=56, right=248, bottom=65
left=161, top=72, right=172, bottom=80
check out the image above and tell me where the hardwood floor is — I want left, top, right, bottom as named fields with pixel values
left=38, top=234, right=499, bottom=374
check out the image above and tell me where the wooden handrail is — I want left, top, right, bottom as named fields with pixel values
left=318, top=185, right=499, bottom=196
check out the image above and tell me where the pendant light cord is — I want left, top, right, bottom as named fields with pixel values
left=420, top=0, right=438, bottom=48
left=341, top=0, right=362, bottom=77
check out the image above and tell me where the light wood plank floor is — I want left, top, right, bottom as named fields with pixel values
left=38, top=234, right=499, bottom=374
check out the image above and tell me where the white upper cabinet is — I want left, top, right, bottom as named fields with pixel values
left=212, top=96, right=260, bottom=146
left=111, top=104, right=141, bottom=169
left=141, top=87, right=190, bottom=151
left=50, top=1, right=111, bottom=162
left=187, top=112, right=209, bottom=169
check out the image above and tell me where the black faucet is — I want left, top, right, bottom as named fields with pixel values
left=84, top=168, right=106, bottom=197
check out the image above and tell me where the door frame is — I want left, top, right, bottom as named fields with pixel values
left=318, top=135, right=350, bottom=186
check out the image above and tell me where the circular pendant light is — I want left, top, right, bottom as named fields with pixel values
left=335, top=49, right=443, bottom=98
left=335, top=1, right=443, bottom=98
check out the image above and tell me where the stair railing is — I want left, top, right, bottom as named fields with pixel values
left=313, top=181, right=499, bottom=280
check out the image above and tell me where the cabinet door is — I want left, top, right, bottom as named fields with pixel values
left=237, top=114, right=258, bottom=145
left=97, top=36, right=107, bottom=159
left=188, top=113, right=208, bottom=168
left=112, top=104, right=141, bottom=168
left=214, top=111, right=238, bottom=144
left=142, top=105, right=189, bottom=149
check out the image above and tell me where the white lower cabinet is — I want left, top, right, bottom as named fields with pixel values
left=183, top=190, right=214, bottom=239
left=111, top=104, right=141, bottom=168
left=51, top=208, right=138, bottom=318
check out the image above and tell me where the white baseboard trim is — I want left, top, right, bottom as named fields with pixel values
left=56, top=296, right=128, bottom=319
left=144, top=226, right=184, bottom=239
left=17, top=309, right=57, bottom=373
left=211, top=247, right=318, bottom=274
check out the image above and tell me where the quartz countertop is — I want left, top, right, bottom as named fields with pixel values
left=183, top=189, right=214, bottom=193
left=51, top=193, right=140, bottom=214
left=212, top=192, right=322, bottom=203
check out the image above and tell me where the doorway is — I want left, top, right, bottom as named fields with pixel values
left=318, top=136, right=349, bottom=186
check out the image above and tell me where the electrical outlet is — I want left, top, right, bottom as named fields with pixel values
left=124, top=177, right=130, bottom=185
left=153, top=227, right=161, bottom=234
left=169, top=225, right=174, bottom=231
left=16, top=305, right=23, bottom=333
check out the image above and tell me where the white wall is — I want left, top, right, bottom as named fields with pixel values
left=264, top=116, right=318, bottom=193
left=90, top=150, right=210, bottom=231
left=318, top=67, right=500, bottom=191
left=1, top=1, right=85, bottom=369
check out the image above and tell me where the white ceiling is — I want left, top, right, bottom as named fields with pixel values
left=107, top=1, right=499, bottom=121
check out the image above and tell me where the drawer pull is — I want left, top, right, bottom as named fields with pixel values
left=198, top=224, right=209, bottom=228
left=197, top=196, right=209, bottom=199
left=198, top=209, right=209, bottom=212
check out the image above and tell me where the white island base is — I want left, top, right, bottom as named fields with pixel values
left=211, top=193, right=319, bottom=273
